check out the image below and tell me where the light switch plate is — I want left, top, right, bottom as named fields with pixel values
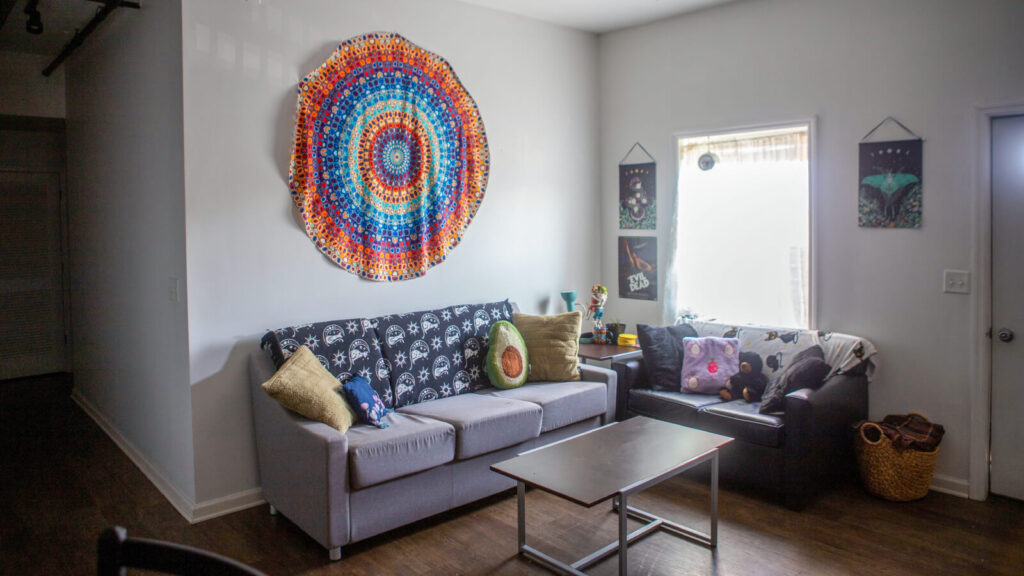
left=943, top=269, right=970, bottom=294
left=169, top=277, right=182, bottom=302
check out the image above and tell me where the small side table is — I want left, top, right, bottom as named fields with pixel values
left=577, top=343, right=641, bottom=365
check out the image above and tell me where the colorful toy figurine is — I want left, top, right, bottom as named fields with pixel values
left=587, top=284, right=608, bottom=321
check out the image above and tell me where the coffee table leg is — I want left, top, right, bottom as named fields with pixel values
left=710, top=450, right=719, bottom=547
left=517, top=481, right=526, bottom=552
left=618, top=491, right=628, bottom=576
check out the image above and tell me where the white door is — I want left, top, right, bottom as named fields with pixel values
left=991, top=114, right=1024, bottom=501
left=0, top=171, right=66, bottom=379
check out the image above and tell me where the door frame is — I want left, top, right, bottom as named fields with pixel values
left=970, top=101, right=1024, bottom=501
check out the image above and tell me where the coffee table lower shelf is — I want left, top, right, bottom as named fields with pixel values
left=514, top=450, right=720, bottom=576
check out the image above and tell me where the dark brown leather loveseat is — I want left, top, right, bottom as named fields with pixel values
left=612, top=322, right=874, bottom=509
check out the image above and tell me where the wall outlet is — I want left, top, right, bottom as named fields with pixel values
left=943, top=269, right=970, bottom=294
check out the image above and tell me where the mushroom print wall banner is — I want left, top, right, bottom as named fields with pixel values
left=290, top=32, right=489, bottom=281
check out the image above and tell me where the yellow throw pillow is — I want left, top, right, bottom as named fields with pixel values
left=513, top=311, right=582, bottom=382
left=261, top=345, right=355, bottom=433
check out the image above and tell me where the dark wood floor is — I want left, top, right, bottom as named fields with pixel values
left=2, top=373, right=1022, bottom=575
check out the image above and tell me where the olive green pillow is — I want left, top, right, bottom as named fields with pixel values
left=261, top=345, right=355, bottom=433
left=513, top=311, right=582, bottom=382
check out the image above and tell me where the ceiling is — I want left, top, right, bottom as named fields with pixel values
left=455, top=0, right=737, bottom=33
left=0, top=0, right=100, bottom=56
left=0, top=0, right=738, bottom=61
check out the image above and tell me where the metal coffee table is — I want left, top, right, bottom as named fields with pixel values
left=491, top=416, right=733, bottom=575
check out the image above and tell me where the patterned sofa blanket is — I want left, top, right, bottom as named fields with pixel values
left=688, top=321, right=877, bottom=382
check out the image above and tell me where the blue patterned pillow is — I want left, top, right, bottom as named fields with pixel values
left=261, top=318, right=395, bottom=408
left=375, top=300, right=513, bottom=407
left=342, top=376, right=390, bottom=428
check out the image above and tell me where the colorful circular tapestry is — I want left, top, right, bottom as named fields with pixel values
left=289, top=32, right=489, bottom=281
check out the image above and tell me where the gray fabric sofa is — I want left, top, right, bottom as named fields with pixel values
left=249, top=345, right=616, bottom=560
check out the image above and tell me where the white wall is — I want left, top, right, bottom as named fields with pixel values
left=180, top=0, right=599, bottom=503
left=66, top=0, right=195, bottom=502
left=598, top=0, right=1024, bottom=490
left=0, top=50, right=65, bottom=118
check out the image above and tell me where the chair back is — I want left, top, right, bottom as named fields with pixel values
left=97, top=526, right=266, bottom=576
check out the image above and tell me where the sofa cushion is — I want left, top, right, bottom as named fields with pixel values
left=260, top=345, right=356, bottom=432
left=261, top=317, right=394, bottom=408
left=486, top=321, right=529, bottom=389
left=376, top=300, right=514, bottom=407
left=680, top=336, right=740, bottom=394
left=759, top=345, right=831, bottom=414
left=636, top=323, right=699, bottom=391
left=483, top=381, right=606, bottom=432
left=346, top=413, right=456, bottom=489
left=342, top=376, right=390, bottom=428
left=699, top=400, right=784, bottom=448
left=398, top=393, right=541, bottom=459
left=628, top=388, right=723, bottom=426
left=512, top=311, right=582, bottom=382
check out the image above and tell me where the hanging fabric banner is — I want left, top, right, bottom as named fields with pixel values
left=858, top=117, right=922, bottom=228
left=290, top=32, right=490, bottom=281
left=618, top=142, right=656, bottom=230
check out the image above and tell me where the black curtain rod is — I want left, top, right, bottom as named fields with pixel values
left=42, top=0, right=140, bottom=77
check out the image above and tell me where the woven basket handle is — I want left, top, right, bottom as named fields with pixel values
left=859, top=421, right=885, bottom=444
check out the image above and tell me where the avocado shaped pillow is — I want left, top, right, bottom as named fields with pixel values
left=486, top=321, right=529, bottom=389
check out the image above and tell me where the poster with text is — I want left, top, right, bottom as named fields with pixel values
left=618, top=237, right=657, bottom=301
left=858, top=139, right=922, bottom=228
left=618, top=162, right=656, bottom=229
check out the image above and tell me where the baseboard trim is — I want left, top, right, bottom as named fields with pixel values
left=72, top=389, right=267, bottom=523
left=192, top=488, right=265, bottom=523
left=930, top=473, right=970, bottom=498
left=71, top=389, right=197, bottom=521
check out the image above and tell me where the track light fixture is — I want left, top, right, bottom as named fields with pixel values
left=25, top=0, right=43, bottom=35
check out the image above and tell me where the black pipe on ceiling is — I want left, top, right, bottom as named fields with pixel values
left=42, top=0, right=140, bottom=77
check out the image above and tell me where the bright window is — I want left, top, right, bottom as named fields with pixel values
left=672, top=125, right=810, bottom=328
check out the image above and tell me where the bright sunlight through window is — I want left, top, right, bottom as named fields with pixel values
left=673, top=125, right=810, bottom=328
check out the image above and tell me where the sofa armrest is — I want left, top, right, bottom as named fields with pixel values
left=579, top=363, right=617, bottom=425
left=782, top=373, right=869, bottom=508
left=249, top=352, right=350, bottom=550
left=611, top=358, right=647, bottom=421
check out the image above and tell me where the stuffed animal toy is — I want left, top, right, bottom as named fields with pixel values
left=720, top=351, right=770, bottom=403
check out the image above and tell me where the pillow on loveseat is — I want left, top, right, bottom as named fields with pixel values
left=261, top=345, right=355, bottom=432
left=636, top=324, right=699, bottom=391
left=513, top=311, right=581, bottom=382
left=759, top=345, right=831, bottom=413
left=680, top=336, right=739, bottom=394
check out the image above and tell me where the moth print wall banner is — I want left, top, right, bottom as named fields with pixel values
left=858, top=139, right=922, bottom=228
left=618, top=237, right=657, bottom=301
left=619, top=162, right=656, bottom=229
left=290, top=32, right=489, bottom=281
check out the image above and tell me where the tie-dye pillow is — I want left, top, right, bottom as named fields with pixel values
left=680, top=336, right=740, bottom=394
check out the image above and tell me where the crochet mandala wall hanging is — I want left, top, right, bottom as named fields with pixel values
left=290, top=32, right=489, bottom=281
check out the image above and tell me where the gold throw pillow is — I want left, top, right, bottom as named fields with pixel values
left=513, top=311, right=582, bottom=382
left=261, top=345, right=355, bottom=432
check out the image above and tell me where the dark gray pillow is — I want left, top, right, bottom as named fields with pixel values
left=759, top=345, right=830, bottom=413
left=636, top=324, right=699, bottom=391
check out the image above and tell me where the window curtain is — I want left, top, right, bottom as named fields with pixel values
left=663, top=129, right=809, bottom=326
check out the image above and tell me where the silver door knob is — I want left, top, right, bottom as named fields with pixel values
left=998, top=328, right=1014, bottom=343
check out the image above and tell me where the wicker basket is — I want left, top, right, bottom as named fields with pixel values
left=854, top=414, right=939, bottom=501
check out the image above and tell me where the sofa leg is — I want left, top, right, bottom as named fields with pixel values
left=269, top=505, right=278, bottom=516
left=328, top=547, right=342, bottom=561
